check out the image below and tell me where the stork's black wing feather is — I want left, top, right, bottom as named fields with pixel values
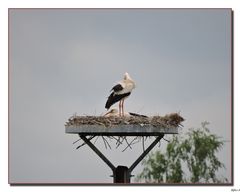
left=105, top=92, right=131, bottom=109
left=111, top=84, right=124, bottom=92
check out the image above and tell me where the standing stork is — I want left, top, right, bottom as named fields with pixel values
left=105, top=72, right=136, bottom=116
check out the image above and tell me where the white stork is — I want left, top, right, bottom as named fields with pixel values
left=105, top=72, right=136, bottom=116
left=103, top=108, right=147, bottom=118
left=103, top=108, right=121, bottom=117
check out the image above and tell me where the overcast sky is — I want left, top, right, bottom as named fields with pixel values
left=9, top=9, right=232, bottom=183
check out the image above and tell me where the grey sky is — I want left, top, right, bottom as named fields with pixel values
left=9, top=9, right=232, bottom=183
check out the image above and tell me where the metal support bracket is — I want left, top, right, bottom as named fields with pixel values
left=79, top=134, right=164, bottom=183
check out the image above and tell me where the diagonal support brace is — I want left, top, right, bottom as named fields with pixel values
left=129, top=134, right=164, bottom=173
left=79, top=134, right=164, bottom=183
left=80, top=135, right=116, bottom=172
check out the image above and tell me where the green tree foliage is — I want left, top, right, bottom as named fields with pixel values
left=137, top=122, right=227, bottom=183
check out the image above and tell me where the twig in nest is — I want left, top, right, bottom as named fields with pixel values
left=116, top=136, right=125, bottom=149
left=107, top=136, right=113, bottom=143
left=110, top=136, right=122, bottom=146
left=101, top=136, right=111, bottom=149
left=104, top=137, right=112, bottom=149
left=163, top=137, right=170, bottom=142
left=109, top=136, right=116, bottom=141
left=102, top=136, right=108, bottom=149
left=93, top=136, right=99, bottom=144
left=122, top=136, right=138, bottom=152
left=145, top=136, right=150, bottom=141
left=92, top=120, right=106, bottom=127
left=131, top=137, right=141, bottom=145
left=123, top=137, right=132, bottom=151
left=76, top=142, right=85, bottom=149
left=73, top=138, right=81, bottom=144
left=76, top=136, right=95, bottom=149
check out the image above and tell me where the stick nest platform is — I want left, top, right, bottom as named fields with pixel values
left=65, top=113, right=184, bottom=128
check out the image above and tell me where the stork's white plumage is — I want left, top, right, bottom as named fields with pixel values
left=103, top=109, right=121, bottom=117
left=105, top=72, right=136, bottom=116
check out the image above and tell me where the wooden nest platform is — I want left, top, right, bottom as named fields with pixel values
left=65, top=113, right=184, bottom=136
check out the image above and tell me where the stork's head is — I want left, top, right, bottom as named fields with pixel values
left=123, top=72, right=131, bottom=80
left=123, top=72, right=136, bottom=88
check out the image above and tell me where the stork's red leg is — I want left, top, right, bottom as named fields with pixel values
left=122, top=99, right=125, bottom=116
left=119, top=100, right=122, bottom=116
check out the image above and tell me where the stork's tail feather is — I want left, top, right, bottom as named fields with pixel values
left=105, top=102, right=111, bottom=110
left=105, top=93, right=114, bottom=109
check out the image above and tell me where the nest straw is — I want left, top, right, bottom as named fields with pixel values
left=65, top=113, right=184, bottom=128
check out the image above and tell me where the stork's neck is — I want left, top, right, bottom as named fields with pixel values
left=124, top=78, right=135, bottom=89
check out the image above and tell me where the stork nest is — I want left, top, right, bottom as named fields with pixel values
left=65, top=113, right=184, bottom=128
